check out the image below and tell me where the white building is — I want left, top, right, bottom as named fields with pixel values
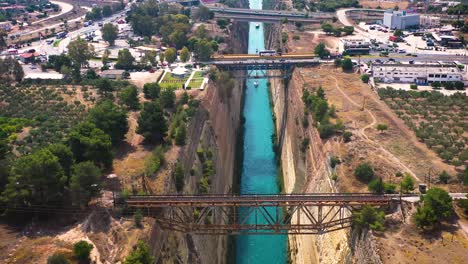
left=383, top=11, right=420, bottom=30
left=420, top=15, right=440, bottom=28
left=339, top=38, right=371, bottom=55
left=372, top=63, right=464, bottom=85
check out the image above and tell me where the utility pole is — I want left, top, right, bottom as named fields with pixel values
left=361, top=96, right=367, bottom=111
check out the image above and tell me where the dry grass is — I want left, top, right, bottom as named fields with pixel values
left=296, top=66, right=456, bottom=192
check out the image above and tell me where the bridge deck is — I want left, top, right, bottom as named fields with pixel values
left=126, top=194, right=407, bottom=207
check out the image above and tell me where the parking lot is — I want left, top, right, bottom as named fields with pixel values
left=357, top=22, right=466, bottom=56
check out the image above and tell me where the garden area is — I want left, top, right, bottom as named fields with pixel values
left=0, top=83, right=93, bottom=154
left=159, top=72, right=189, bottom=90
left=378, top=88, right=467, bottom=169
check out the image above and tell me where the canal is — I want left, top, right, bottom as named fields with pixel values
left=235, top=0, right=287, bottom=263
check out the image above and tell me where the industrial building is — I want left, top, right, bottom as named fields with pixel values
left=372, top=63, right=464, bottom=85
left=420, top=15, right=440, bottom=28
left=383, top=11, right=420, bottom=30
left=339, top=38, right=371, bottom=55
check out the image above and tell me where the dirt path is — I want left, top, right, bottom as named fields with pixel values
left=331, top=76, right=421, bottom=181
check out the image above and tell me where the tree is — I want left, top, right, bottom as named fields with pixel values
left=438, top=170, right=450, bottom=184
left=175, top=123, right=186, bottom=146
left=96, top=78, right=114, bottom=97
left=142, top=50, right=157, bottom=66
left=343, top=131, right=352, bottom=142
left=0, top=30, right=7, bottom=51
left=164, top=48, right=177, bottom=64
left=67, top=38, right=95, bottom=68
left=314, top=42, right=330, bottom=59
left=101, top=23, right=118, bottom=46
left=197, top=5, right=214, bottom=21
left=342, top=26, right=354, bottom=35
left=341, top=58, right=353, bottom=71
left=70, top=161, right=101, bottom=206
left=73, top=241, right=93, bottom=263
left=116, top=48, right=135, bottom=70
left=47, top=253, right=69, bottom=264
left=217, top=19, right=229, bottom=29
left=352, top=205, right=385, bottom=232
left=376, top=124, right=388, bottom=133
left=454, top=81, right=464, bottom=90
left=361, top=74, right=370, bottom=83
left=160, top=88, right=176, bottom=109
left=180, top=46, right=190, bottom=62
left=123, top=241, right=155, bottom=264
left=368, top=178, right=385, bottom=194
left=102, top=49, right=110, bottom=66
left=354, top=162, right=374, bottom=182
left=88, top=101, right=128, bottom=144
left=174, top=162, right=184, bottom=192
left=194, top=39, right=214, bottom=61
left=393, top=29, right=403, bottom=38
left=134, top=209, right=143, bottom=228
left=321, top=23, right=334, bottom=34
left=46, top=144, right=74, bottom=178
left=102, top=5, right=112, bottom=17
left=415, top=188, right=453, bottom=229
left=119, top=86, right=140, bottom=110
left=400, top=175, right=414, bottom=193
left=137, top=101, right=168, bottom=143
left=143, top=83, right=160, bottom=100
left=2, top=148, right=65, bottom=206
left=68, top=122, right=113, bottom=169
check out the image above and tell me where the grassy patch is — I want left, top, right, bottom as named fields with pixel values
left=53, top=39, right=62, bottom=47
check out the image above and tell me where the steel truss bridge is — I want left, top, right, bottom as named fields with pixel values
left=126, top=193, right=403, bottom=235
left=201, top=54, right=319, bottom=78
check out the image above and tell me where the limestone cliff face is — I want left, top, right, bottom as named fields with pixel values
left=270, top=70, right=350, bottom=264
left=148, top=14, right=247, bottom=264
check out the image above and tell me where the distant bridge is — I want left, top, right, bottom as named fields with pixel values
left=126, top=193, right=404, bottom=235
left=207, top=6, right=333, bottom=23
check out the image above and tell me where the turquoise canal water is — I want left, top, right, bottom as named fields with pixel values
left=235, top=0, right=287, bottom=263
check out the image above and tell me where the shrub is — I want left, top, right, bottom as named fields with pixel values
left=341, top=58, right=353, bottom=71
left=352, top=205, right=385, bottom=232
left=368, top=178, right=385, bottom=194
left=330, top=156, right=341, bottom=168
left=438, top=170, right=450, bottom=184
left=73, top=241, right=93, bottom=262
left=134, top=209, right=143, bottom=228
left=343, top=131, right=352, bottom=142
left=410, top=84, right=418, bottom=90
left=47, top=253, right=69, bottom=264
left=415, top=187, right=453, bottom=229
left=354, top=162, right=374, bottom=182
left=400, top=175, right=414, bottom=193
left=300, top=138, right=310, bottom=152
left=376, top=124, right=388, bottom=133
left=361, top=74, right=369, bottom=83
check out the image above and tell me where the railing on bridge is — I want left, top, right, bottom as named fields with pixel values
left=126, top=193, right=402, bottom=235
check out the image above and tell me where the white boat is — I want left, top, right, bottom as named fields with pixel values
left=254, top=81, right=259, bottom=87
left=255, top=23, right=260, bottom=28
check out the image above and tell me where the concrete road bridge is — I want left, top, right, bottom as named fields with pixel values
left=207, top=6, right=333, bottom=23
left=125, top=193, right=409, bottom=235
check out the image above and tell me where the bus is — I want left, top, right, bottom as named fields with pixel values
left=259, top=50, right=281, bottom=56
